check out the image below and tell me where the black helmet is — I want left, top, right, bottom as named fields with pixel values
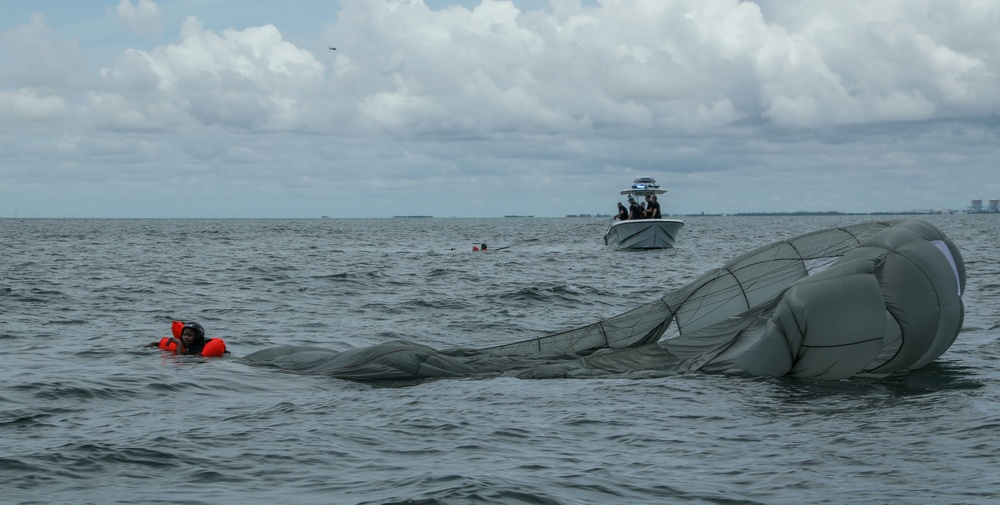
left=181, top=322, right=205, bottom=342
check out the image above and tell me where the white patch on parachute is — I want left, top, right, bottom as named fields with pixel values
left=930, top=240, right=962, bottom=297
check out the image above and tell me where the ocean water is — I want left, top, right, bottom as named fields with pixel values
left=2, top=215, right=998, bottom=505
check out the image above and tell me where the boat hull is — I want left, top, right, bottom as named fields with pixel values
left=604, top=219, right=684, bottom=249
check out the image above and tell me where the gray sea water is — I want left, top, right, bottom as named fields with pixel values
left=2, top=215, right=999, bottom=505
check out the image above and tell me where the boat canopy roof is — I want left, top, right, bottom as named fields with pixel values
left=621, top=188, right=667, bottom=196
left=621, top=177, right=666, bottom=196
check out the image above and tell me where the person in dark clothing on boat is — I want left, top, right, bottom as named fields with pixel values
left=614, top=202, right=628, bottom=221
left=628, top=198, right=643, bottom=220
left=647, top=195, right=661, bottom=219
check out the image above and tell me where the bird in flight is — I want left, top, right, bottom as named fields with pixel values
left=328, top=47, right=337, bottom=50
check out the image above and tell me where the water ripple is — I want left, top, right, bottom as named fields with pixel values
left=2, top=216, right=999, bottom=505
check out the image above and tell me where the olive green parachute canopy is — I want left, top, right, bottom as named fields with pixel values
left=244, top=220, right=965, bottom=381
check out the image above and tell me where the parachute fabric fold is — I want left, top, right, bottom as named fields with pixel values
left=243, top=220, right=964, bottom=382
left=483, top=219, right=964, bottom=380
left=243, top=342, right=476, bottom=380
left=478, top=298, right=673, bottom=356
left=667, top=219, right=964, bottom=379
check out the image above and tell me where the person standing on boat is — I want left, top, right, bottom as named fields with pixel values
left=628, top=197, right=643, bottom=220
left=614, top=202, right=628, bottom=221
left=647, top=195, right=661, bottom=219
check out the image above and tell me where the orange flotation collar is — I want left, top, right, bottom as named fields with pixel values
left=171, top=320, right=184, bottom=339
left=156, top=336, right=227, bottom=357
left=157, top=336, right=179, bottom=353
left=159, top=320, right=227, bottom=357
left=201, top=337, right=226, bottom=357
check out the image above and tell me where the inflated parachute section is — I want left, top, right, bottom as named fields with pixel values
left=244, top=220, right=964, bottom=381
left=479, top=219, right=964, bottom=380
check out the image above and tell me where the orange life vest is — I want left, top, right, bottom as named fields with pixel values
left=158, top=321, right=227, bottom=357
left=155, top=336, right=227, bottom=357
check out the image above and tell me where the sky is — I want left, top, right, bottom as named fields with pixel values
left=1, top=0, right=998, bottom=218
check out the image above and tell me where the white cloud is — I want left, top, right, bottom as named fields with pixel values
left=328, top=0, right=1000, bottom=134
left=0, top=12, right=87, bottom=88
left=114, top=0, right=162, bottom=36
left=0, top=88, right=69, bottom=121
left=76, top=0, right=1000, bottom=138
left=2, top=0, right=1000, bottom=217
left=91, top=16, right=326, bottom=131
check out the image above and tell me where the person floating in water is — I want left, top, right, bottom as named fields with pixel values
left=148, top=321, right=227, bottom=357
left=473, top=243, right=488, bottom=251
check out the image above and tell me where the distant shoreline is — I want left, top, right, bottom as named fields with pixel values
left=683, top=210, right=992, bottom=217
left=4, top=210, right=996, bottom=220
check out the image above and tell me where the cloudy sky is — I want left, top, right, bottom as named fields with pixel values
left=2, top=0, right=998, bottom=218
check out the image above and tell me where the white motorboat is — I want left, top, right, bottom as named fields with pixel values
left=604, top=177, right=684, bottom=249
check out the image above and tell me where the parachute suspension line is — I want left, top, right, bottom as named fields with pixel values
left=741, top=237, right=796, bottom=293
left=623, top=300, right=671, bottom=344
left=678, top=252, right=810, bottom=334
left=683, top=269, right=774, bottom=334
left=786, top=237, right=806, bottom=264
left=811, top=228, right=851, bottom=259
left=727, top=266, right=752, bottom=316
left=665, top=268, right=751, bottom=336
left=839, top=220, right=896, bottom=247
left=831, top=228, right=860, bottom=249
left=660, top=318, right=683, bottom=341
left=670, top=270, right=730, bottom=333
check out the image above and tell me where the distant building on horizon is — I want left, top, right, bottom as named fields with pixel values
left=968, top=199, right=999, bottom=213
